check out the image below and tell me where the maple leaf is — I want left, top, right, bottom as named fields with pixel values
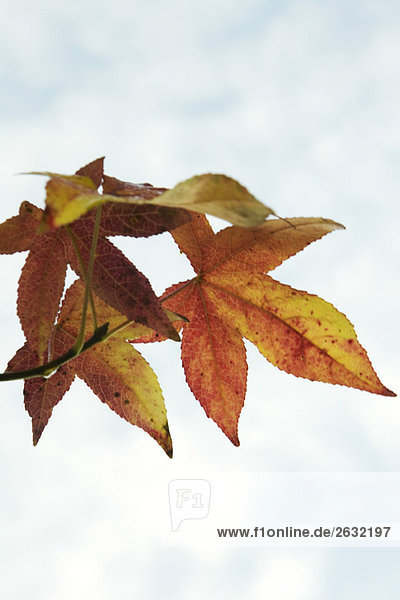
left=33, top=166, right=275, bottom=228
left=152, top=213, right=395, bottom=445
left=8, top=281, right=173, bottom=455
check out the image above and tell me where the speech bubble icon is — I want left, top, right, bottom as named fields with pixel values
left=168, top=479, right=211, bottom=531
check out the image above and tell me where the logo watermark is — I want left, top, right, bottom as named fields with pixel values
left=168, top=479, right=211, bottom=531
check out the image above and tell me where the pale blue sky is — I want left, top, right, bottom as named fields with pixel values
left=1, top=0, right=400, bottom=598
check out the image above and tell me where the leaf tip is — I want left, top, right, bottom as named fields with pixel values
left=226, top=424, right=240, bottom=446
left=161, top=422, right=173, bottom=458
left=231, top=434, right=240, bottom=447
left=381, top=386, right=396, bottom=398
left=168, top=326, right=181, bottom=342
left=32, top=426, right=44, bottom=446
left=75, top=157, right=105, bottom=188
left=333, top=221, right=346, bottom=230
left=221, top=424, right=240, bottom=447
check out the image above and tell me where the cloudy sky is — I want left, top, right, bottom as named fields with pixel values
left=1, top=0, right=400, bottom=598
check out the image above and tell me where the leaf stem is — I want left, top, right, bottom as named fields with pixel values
left=97, top=309, right=189, bottom=343
left=0, top=323, right=110, bottom=381
left=103, top=319, right=133, bottom=340
left=65, top=224, right=98, bottom=329
left=72, top=206, right=102, bottom=353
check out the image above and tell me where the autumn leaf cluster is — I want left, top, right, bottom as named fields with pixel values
left=0, top=158, right=395, bottom=456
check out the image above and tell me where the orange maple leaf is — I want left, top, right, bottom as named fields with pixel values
left=149, top=213, right=395, bottom=445
left=8, top=281, right=173, bottom=456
